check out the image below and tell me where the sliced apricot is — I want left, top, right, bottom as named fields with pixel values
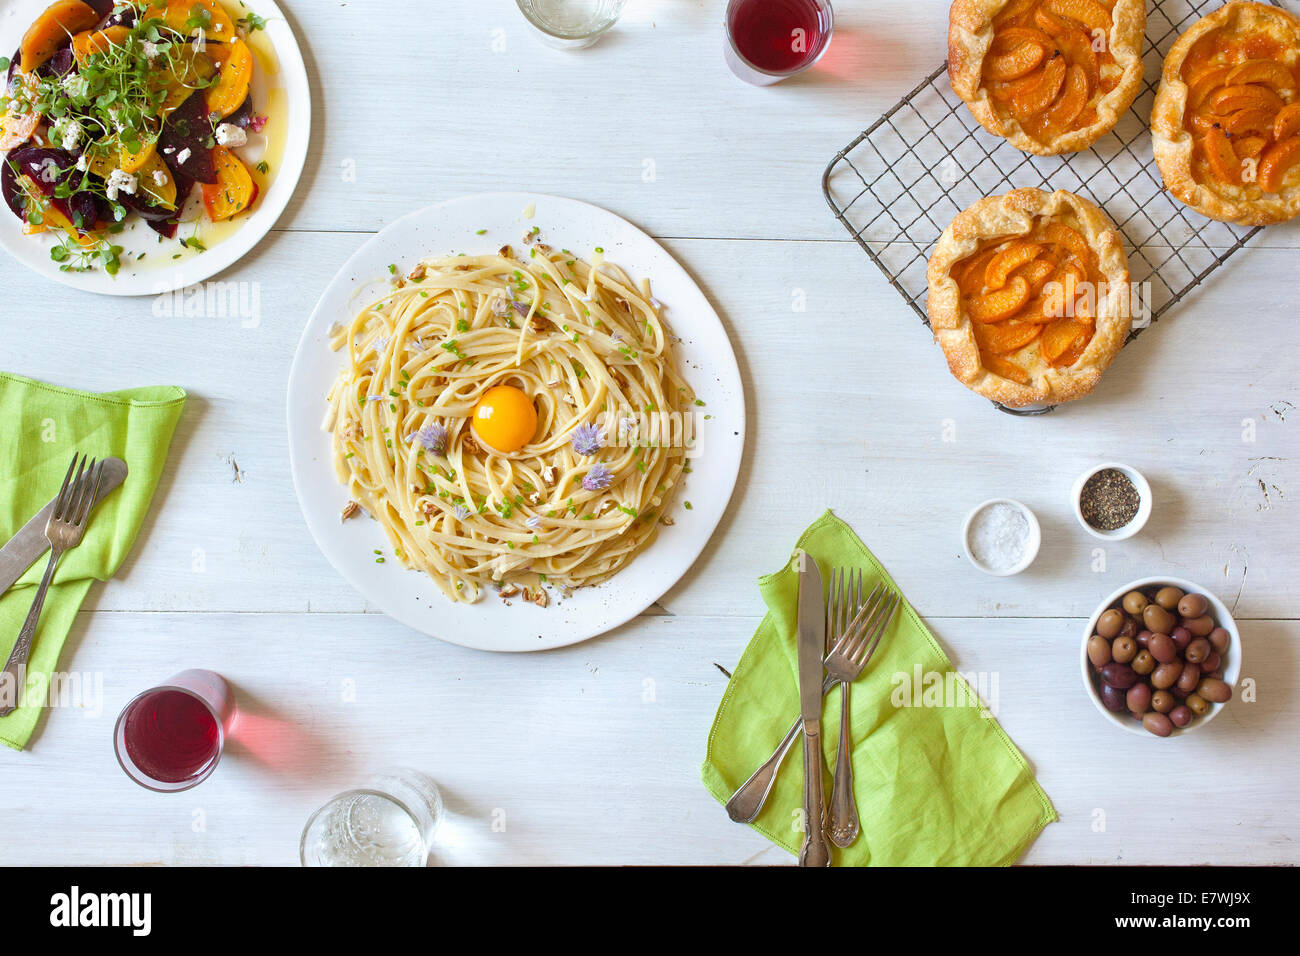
left=973, top=319, right=1043, bottom=354
left=991, top=64, right=1050, bottom=103
left=1274, top=102, right=1300, bottom=142
left=1033, top=10, right=1099, bottom=93
left=1051, top=336, right=1089, bottom=368
left=1040, top=64, right=1089, bottom=134
left=1011, top=54, right=1067, bottom=119
left=1234, top=135, right=1268, bottom=160
left=1226, top=59, right=1296, bottom=94
left=1186, top=66, right=1232, bottom=111
left=19, top=0, right=99, bottom=73
left=1200, top=127, right=1242, bottom=186
left=1207, top=84, right=1285, bottom=117
left=986, top=43, right=1046, bottom=82
left=954, top=244, right=1005, bottom=293
left=1043, top=222, right=1091, bottom=264
left=981, top=352, right=1032, bottom=385
left=1045, top=0, right=1111, bottom=32
left=1015, top=259, right=1056, bottom=294
left=1041, top=318, right=1091, bottom=362
left=1258, top=136, right=1300, bottom=193
left=1221, top=108, right=1274, bottom=136
left=966, top=276, right=1031, bottom=323
left=986, top=241, right=1042, bottom=289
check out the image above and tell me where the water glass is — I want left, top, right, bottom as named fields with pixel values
left=300, top=768, right=444, bottom=867
left=516, top=0, right=628, bottom=49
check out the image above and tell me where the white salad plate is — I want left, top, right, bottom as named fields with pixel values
left=286, top=193, right=746, bottom=652
left=0, top=0, right=309, bottom=295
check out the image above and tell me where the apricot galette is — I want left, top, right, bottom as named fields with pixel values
left=948, top=0, right=1146, bottom=155
left=926, top=189, right=1132, bottom=408
left=1152, top=1, right=1300, bottom=225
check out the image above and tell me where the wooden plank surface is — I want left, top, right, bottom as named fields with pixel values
left=0, top=0, right=1297, bottom=865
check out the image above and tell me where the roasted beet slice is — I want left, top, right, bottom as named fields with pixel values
left=37, top=45, right=75, bottom=79
left=119, top=188, right=175, bottom=221
left=159, top=94, right=217, bottom=184
left=1, top=146, right=98, bottom=231
left=147, top=215, right=179, bottom=239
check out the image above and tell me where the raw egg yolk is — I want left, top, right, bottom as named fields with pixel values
left=471, top=385, right=538, bottom=453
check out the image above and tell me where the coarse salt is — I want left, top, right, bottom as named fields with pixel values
left=968, top=502, right=1030, bottom=573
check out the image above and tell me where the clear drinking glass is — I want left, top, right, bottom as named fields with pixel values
left=724, top=0, right=835, bottom=86
left=516, top=0, right=629, bottom=49
left=300, top=768, right=444, bottom=867
left=113, top=669, right=235, bottom=793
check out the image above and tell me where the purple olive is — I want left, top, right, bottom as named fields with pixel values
left=1100, top=662, right=1138, bottom=689
left=1142, top=712, right=1174, bottom=737
left=1169, top=706, right=1192, bottom=728
left=1099, top=681, right=1127, bottom=713
left=1126, top=683, right=1152, bottom=716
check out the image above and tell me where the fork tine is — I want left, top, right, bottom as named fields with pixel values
left=74, top=459, right=105, bottom=526
left=824, top=567, right=838, bottom=653
left=68, top=457, right=96, bottom=526
left=840, top=584, right=890, bottom=661
left=829, top=583, right=884, bottom=658
left=853, top=593, right=902, bottom=667
left=54, top=454, right=85, bottom=521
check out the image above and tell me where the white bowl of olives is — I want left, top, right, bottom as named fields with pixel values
left=1081, top=576, right=1241, bottom=737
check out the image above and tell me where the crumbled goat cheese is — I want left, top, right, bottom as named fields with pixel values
left=176, top=148, right=192, bottom=165
left=214, top=123, right=247, bottom=147
left=152, top=168, right=168, bottom=185
left=105, top=169, right=137, bottom=201
left=58, top=119, right=82, bottom=152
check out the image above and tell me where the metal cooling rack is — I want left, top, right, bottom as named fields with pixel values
left=822, top=0, right=1277, bottom=415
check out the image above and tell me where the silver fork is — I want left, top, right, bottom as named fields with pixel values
left=724, top=578, right=900, bottom=825
left=0, top=454, right=104, bottom=717
left=827, top=573, right=899, bottom=847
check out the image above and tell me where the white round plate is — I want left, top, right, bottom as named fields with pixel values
left=0, top=0, right=309, bottom=295
left=287, top=193, right=746, bottom=652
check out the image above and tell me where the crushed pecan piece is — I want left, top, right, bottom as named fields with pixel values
left=462, top=434, right=481, bottom=456
left=498, top=244, right=513, bottom=259
left=340, top=501, right=360, bottom=522
left=661, top=515, right=675, bottom=526
left=531, top=588, right=549, bottom=608
left=408, top=263, right=427, bottom=282
left=498, top=584, right=521, bottom=600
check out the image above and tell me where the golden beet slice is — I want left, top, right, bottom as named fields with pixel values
left=973, top=319, right=1044, bottom=354
left=966, top=276, right=1031, bottom=323
left=1041, top=64, right=1089, bottom=134
left=1226, top=59, right=1297, bottom=94
left=1044, top=0, right=1111, bottom=32
left=1010, top=54, right=1067, bottom=119
left=985, top=43, right=1047, bottom=82
left=1208, top=84, right=1285, bottom=117
left=1200, top=127, right=1242, bottom=186
left=981, top=352, right=1032, bottom=386
left=1274, top=102, right=1300, bottom=142
left=1258, top=136, right=1300, bottom=193
left=986, top=241, right=1042, bottom=289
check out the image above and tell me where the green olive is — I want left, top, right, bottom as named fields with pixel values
left=1097, top=609, right=1125, bottom=639
left=1185, top=693, right=1210, bottom=716
left=1151, top=661, right=1183, bottom=689
left=1143, top=604, right=1175, bottom=634
left=1131, top=650, right=1155, bottom=675
left=1155, top=586, right=1184, bottom=610
left=1122, top=591, right=1149, bottom=616
left=1178, top=593, right=1209, bottom=618
left=1087, top=635, right=1112, bottom=669
left=1111, top=636, right=1137, bottom=664
left=1151, top=690, right=1175, bottom=714
left=1197, top=677, right=1232, bottom=703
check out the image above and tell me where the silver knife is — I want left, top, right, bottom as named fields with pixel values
left=795, top=551, right=831, bottom=867
left=0, top=457, right=128, bottom=595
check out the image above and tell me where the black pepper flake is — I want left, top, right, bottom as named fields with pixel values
left=1080, top=468, right=1140, bottom=530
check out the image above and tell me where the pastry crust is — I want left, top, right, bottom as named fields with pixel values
left=1151, top=1, right=1300, bottom=226
left=948, top=0, right=1146, bottom=155
left=926, top=188, right=1131, bottom=408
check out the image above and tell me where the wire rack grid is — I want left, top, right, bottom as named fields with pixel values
left=822, top=0, right=1278, bottom=415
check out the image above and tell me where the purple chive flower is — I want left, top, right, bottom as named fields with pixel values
left=570, top=423, right=603, bottom=456
left=407, top=423, right=447, bottom=454
left=583, top=464, right=614, bottom=492
left=453, top=503, right=471, bottom=521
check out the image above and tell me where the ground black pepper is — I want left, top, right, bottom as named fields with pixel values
left=1080, top=468, right=1140, bottom=530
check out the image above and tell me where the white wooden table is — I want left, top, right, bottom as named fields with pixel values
left=2, top=0, right=1298, bottom=866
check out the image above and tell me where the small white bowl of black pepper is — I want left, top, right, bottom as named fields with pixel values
left=1072, top=463, right=1152, bottom=541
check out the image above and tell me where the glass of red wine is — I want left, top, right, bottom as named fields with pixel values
left=114, top=670, right=235, bottom=792
left=724, top=0, right=834, bottom=86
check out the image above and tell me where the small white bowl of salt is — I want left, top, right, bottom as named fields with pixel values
left=962, top=498, right=1041, bottom=576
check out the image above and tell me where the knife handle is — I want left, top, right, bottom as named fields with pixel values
left=797, top=723, right=831, bottom=867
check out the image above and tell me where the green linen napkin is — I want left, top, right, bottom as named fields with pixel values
left=702, top=511, right=1056, bottom=865
left=0, top=372, right=186, bottom=750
